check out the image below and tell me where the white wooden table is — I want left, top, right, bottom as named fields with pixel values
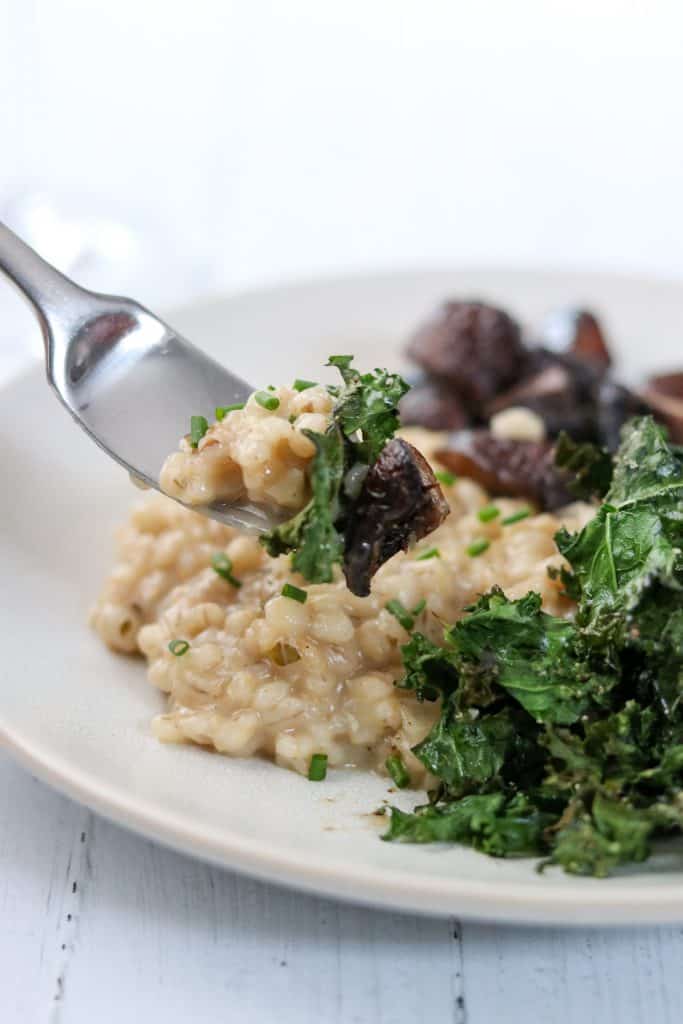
left=2, top=753, right=682, bottom=1023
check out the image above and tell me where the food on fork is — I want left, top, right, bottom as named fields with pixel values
left=159, top=357, right=449, bottom=596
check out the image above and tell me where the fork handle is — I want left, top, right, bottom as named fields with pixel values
left=0, top=219, right=91, bottom=366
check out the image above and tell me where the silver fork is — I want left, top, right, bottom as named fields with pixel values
left=0, top=219, right=281, bottom=532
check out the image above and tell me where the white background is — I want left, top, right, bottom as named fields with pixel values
left=1, top=3, right=683, bottom=1022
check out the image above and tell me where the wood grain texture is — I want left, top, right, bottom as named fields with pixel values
left=1, top=754, right=682, bottom=1024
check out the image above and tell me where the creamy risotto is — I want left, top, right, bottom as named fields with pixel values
left=92, top=429, right=592, bottom=786
left=160, top=384, right=334, bottom=510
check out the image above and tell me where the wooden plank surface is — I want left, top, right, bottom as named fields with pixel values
left=1, top=754, right=681, bottom=1024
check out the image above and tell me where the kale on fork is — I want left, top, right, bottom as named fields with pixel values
left=261, top=357, right=449, bottom=594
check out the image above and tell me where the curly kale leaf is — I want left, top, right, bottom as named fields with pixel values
left=556, top=417, right=683, bottom=646
left=261, top=357, right=411, bottom=582
left=260, top=426, right=344, bottom=583
left=384, top=792, right=553, bottom=857
left=554, top=432, right=613, bottom=500
left=548, top=795, right=659, bottom=877
left=447, top=589, right=616, bottom=725
left=396, top=632, right=461, bottom=702
left=414, top=704, right=543, bottom=797
left=327, top=355, right=409, bottom=464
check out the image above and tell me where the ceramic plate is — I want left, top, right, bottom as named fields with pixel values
left=3, top=269, right=683, bottom=925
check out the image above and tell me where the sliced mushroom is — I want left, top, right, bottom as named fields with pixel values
left=641, top=372, right=683, bottom=443
left=399, top=376, right=471, bottom=431
left=343, top=439, right=450, bottom=597
left=405, top=300, right=525, bottom=408
left=434, top=430, right=573, bottom=510
left=541, top=308, right=612, bottom=372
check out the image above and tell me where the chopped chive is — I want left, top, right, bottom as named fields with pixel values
left=211, top=552, right=242, bottom=588
left=266, top=384, right=277, bottom=391
left=215, top=403, right=244, bottom=421
left=502, top=508, right=531, bottom=526
left=190, top=415, right=209, bottom=448
left=478, top=504, right=500, bottom=523
left=416, top=547, right=440, bottom=561
left=308, top=753, right=328, bottom=781
left=288, top=414, right=297, bottom=424
left=466, top=538, right=490, bottom=557
left=385, top=754, right=410, bottom=789
left=293, top=378, right=317, bottom=392
left=168, top=639, right=190, bottom=657
left=255, top=391, right=280, bottom=411
left=386, top=599, right=415, bottom=631
left=435, top=469, right=456, bottom=486
left=411, top=599, right=426, bottom=616
left=282, top=582, right=308, bottom=604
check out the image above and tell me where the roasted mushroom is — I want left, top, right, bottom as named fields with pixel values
left=434, top=430, right=573, bottom=511
left=405, top=300, right=525, bottom=409
left=641, top=372, right=683, bottom=443
left=398, top=376, right=471, bottom=431
left=541, top=308, right=612, bottom=372
left=485, top=353, right=600, bottom=441
left=343, top=438, right=450, bottom=597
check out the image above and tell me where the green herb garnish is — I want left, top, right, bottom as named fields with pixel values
left=501, top=508, right=530, bottom=526
left=386, top=599, right=416, bottom=631
left=215, top=403, right=244, bottom=421
left=478, top=505, right=500, bottom=523
left=466, top=539, right=490, bottom=557
left=190, top=415, right=209, bottom=448
left=386, top=754, right=411, bottom=789
left=211, top=552, right=242, bottom=588
left=293, top=379, right=317, bottom=392
left=281, top=583, right=308, bottom=604
left=308, top=753, right=328, bottom=781
left=255, top=391, right=280, bottom=411
left=416, top=547, right=440, bottom=561
left=435, top=470, right=456, bottom=486
left=168, top=639, right=190, bottom=657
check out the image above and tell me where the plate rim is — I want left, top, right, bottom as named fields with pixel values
left=4, top=267, right=683, bottom=925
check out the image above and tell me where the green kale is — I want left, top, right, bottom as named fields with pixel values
left=414, top=704, right=543, bottom=797
left=383, top=418, right=683, bottom=876
left=554, top=432, right=613, bottom=500
left=326, top=355, right=409, bottom=463
left=556, top=417, right=683, bottom=646
left=549, top=795, right=657, bottom=877
left=260, top=426, right=345, bottom=583
left=261, top=356, right=411, bottom=584
left=384, top=792, right=553, bottom=857
left=448, top=589, right=616, bottom=725
left=396, top=631, right=461, bottom=702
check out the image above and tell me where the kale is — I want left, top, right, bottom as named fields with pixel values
left=384, top=793, right=554, bottom=856
left=326, top=356, right=409, bottom=464
left=261, top=357, right=415, bottom=587
left=260, top=426, right=345, bottom=583
left=554, top=432, right=613, bottom=500
left=447, top=589, right=616, bottom=725
left=383, top=417, right=683, bottom=876
left=556, top=417, right=683, bottom=646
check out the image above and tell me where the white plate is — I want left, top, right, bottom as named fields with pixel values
left=2, top=269, right=683, bottom=926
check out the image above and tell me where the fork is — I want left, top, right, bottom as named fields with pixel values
left=0, top=219, right=281, bottom=531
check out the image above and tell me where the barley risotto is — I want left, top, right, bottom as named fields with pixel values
left=92, top=454, right=591, bottom=782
